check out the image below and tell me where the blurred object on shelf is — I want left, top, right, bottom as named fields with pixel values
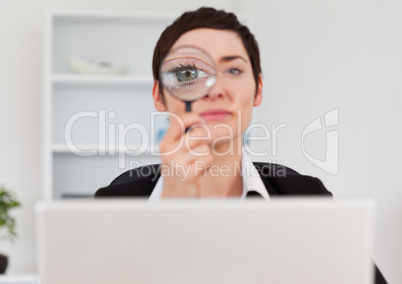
left=68, top=57, right=128, bottom=75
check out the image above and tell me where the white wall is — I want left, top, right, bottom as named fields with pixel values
left=252, top=1, right=402, bottom=283
left=0, top=0, right=400, bottom=282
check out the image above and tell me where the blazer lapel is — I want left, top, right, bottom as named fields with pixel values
left=253, top=162, right=279, bottom=196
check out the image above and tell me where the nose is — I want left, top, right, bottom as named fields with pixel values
left=204, top=76, right=225, bottom=100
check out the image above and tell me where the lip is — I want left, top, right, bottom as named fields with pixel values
left=199, top=108, right=231, bottom=121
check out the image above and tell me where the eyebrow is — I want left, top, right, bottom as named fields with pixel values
left=219, top=56, right=248, bottom=63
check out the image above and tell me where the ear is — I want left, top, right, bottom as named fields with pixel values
left=253, top=74, right=263, bottom=107
left=152, top=81, right=167, bottom=112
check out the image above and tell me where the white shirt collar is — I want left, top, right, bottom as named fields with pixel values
left=149, top=148, right=270, bottom=201
left=240, top=149, right=270, bottom=200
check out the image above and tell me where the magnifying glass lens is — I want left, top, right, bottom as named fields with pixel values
left=160, top=46, right=217, bottom=104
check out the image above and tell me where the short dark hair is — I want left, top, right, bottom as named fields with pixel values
left=152, top=7, right=262, bottom=92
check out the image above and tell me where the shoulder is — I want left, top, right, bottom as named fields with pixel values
left=95, top=164, right=160, bottom=197
left=253, top=162, right=332, bottom=196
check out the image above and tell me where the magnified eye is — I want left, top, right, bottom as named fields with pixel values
left=159, top=47, right=217, bottom=106
left=162, top=58, right=214, bottom=87
left=160, top=55, right=216, bottom=101
left=177, top=68, right=198, bottom=82
left=162, top=63, right=210, bottom=86
left=171, top=65, right=209, bottom=84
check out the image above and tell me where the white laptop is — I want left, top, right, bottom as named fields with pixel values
left=35, top=198, right=375, bottom=284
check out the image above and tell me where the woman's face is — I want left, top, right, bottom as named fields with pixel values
left=153, top=28, right=263, bottom=149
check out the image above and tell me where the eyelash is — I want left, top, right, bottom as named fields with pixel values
left=165, top=63, right=199, bottom=73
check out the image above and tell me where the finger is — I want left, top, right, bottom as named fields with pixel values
left=163, top=144, right=209, bottom=179
left=166, top=114, right=205, bottom=139
left=184, top=125, right=212, bottom=149
left=191, top=154, right=214, bottom=180
left=183, top=141, right=210, bottom=158
left=160, top=116, right=206, bottom=154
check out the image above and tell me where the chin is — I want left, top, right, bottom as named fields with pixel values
left=209, top=128, right=240, bottom=147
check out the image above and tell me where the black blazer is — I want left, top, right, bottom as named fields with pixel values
left=95, top=162, right=387, bottom=283
left=95, top=163, right=332, bottom=197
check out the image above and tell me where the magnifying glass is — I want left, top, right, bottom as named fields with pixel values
left=160, top=46, right=217, bottom=112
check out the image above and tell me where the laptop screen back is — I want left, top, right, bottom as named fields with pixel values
left=36, top=199, right=375, bottom=284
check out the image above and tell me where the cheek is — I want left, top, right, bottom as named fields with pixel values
left=163, top=93, right=186, bottom=114
left=240, top=108, right=253, bottom=134
left=231, top=73, right=256, bottom=101
left=233, top=87, right=256, bottom=133
left=234, top=83, right=256, bottom=112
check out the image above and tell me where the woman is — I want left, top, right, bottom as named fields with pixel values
left=96, top=7, right=331, bottom=199
left=151, top=13, right=265, bottom=199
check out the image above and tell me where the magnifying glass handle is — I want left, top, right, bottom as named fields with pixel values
left=184, top=101, right=192, bottom=133
left=185, top=101, right=192, bottom=112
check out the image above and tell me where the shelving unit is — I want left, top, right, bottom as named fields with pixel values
left=43, top=11, right=177, bottom=199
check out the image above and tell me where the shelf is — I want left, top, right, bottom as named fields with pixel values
left=52, top=74, right=154, bottom=86
left=0, top=275, right=38, bottom=283
left=51, top=10, right=179, bottom=21
left=52, top=143, right=160, bottom=155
